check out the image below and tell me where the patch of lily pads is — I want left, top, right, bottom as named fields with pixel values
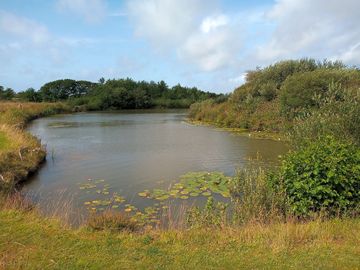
left=78, top=178, right=163, bottom=225
left=138, top=171, right=232, bottom=201
left=78, top=172, right=232, bottom=227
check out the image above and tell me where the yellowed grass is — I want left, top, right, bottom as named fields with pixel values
left=0, top=102, right=68, bottom=187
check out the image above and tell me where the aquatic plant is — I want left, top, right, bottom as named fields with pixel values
left=139, top=171, right=232, bottom=202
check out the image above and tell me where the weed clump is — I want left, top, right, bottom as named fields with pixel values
left=87, top=210, right=140, bottom=232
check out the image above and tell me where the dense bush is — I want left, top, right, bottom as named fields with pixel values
left=279, top=136, right=360, bottom=216
left=189, top=58, right=360, bottom=132
left=280, top=69, right=360, bottom=113
left=290, top=82, right=360, bottom=146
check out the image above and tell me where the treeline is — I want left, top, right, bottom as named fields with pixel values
left=1, top=78, right=222, bottom=110
left=189, top=58, right=360, bottom=132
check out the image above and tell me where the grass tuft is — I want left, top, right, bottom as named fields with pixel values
left=87, top=210, right=140, bottom=232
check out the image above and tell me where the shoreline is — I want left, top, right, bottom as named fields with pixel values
left=186, top=119, right=287, bottom=141
left=0, top=102, right=69, bottom=190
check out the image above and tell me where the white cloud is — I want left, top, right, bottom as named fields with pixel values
left=126, top=0, right=242, bottom=72
left=229, top=73, right=247, bottom=85
left=179, top=24, right=239, bottom=71
left=127, top=0, right=212, bottom=46
left=256, top=0, right=360, bottom=65
left=200, top=15, right=228, bottom=34
left=0, top=11, right=50, bottom=44
left=56, top=0, right=107, bottom=23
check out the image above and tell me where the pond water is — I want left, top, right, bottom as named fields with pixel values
left=24, top=110, right=287, bottom=222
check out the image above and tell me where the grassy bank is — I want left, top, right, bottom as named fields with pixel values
left=1, top=209, right=360, bottom=269
left=0, top=102, right=69, bottom=189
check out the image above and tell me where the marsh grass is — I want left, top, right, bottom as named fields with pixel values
left=0, top=102, right=68, bottom=189
left=230, top=166, right=286, bottom=225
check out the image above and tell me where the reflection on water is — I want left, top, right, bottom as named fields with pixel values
left=24, top=110, right=287, bottom=220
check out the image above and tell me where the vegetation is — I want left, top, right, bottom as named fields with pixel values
left=0, top=86, right=15, bottom=101
left=187, top=59, right=360, bottom=224
left=87, top=210, right=139, bottom=232
left=0, top=102, right=69, bottom=191
left=189, top=59, right=360, bottom=132
left=276, top=136, right=360, bottom=217
left=1, top=58, right=360, bottom=268
left=0, top=209, right=359, bottom=269
left=3, top=78, right=222, bottom=110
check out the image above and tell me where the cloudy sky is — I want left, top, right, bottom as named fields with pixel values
left=1, top=0, right=359, bottom=93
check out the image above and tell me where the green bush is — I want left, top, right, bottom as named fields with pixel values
left=290, top=82, right=360, bottom=147
left=279, top=136, right=360, bottom=216
left=280, top=69, right=360, bottom=113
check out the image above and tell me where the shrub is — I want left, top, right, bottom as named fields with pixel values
left=290, top=82, right=360, bottom=147
left=279, top=136, right=360, bottom=216
left=87, top=211, right=139, bottom=232
left=280, top=69, right=360, bottom=114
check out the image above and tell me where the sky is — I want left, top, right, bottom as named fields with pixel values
left=1, top=0, right=360, bottom=93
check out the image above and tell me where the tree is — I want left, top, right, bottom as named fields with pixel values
left=17, top=88, right=42, bottom=102
left=99, top=77, right=105, bottom=84
left=0, top=86, right=15, bottom=100
left=39, top=79, right=96, bottom=101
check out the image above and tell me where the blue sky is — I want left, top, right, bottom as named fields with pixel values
left=1, top=0, right=359, bottom=93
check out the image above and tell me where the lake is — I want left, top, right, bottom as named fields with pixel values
left=24, top=110, right=287, bottom=222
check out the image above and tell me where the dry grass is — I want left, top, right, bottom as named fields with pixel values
left=0, top=102, right=68, bottom=189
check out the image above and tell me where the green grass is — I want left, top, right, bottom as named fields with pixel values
left=1, top=209, right=360, bottom=269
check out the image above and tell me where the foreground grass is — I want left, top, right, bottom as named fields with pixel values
left=1, top=210, right=359, bottom=269
left=0, top=131, right=9, bottom=150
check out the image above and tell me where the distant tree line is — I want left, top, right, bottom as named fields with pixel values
left=0, top=78, right=224, bottom=110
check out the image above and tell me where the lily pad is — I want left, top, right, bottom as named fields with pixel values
left=156, top=195, right=170, bottom=201
left=138, top=192, right=149, bottom=197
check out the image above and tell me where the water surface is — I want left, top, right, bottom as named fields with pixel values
left=24, top=110, right=287, bottom=217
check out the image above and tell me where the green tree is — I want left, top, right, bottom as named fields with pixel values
left=17, top=88, right=42, bottom=102
left=0, top=86, right=15, bottom=100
